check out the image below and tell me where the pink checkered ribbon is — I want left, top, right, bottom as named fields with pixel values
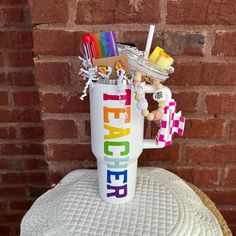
left=156, top=99, right=185, bottom=148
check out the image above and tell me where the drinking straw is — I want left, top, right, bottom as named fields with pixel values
left=144, top=25, right=155, bottom=60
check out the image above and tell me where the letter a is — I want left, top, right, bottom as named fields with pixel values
left=104, top=124, right=130, bottom=140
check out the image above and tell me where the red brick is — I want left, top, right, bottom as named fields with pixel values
left=230, top=120, right=236, bottom=140
left=164, top=32, right=205, bottom=56
left=0, top=200, right=8, bottom=211
left=139, top=143, right=180, bottom=164
left=206, top=93, right=236, bottom=115
left=28, top=0, right=69, bottom=24
left=29, top=186, right=49, bottom=197
left=7, top=31, right=32, bottom=49
left=51, top=160, right=97, bottom=176
left=148, top=91, right=199, bottom=115
left=202, top=63, right=236, bottom=86
left=167, top=0, right=236, bottom=25
left=74, top=31, right=86, bottom=56
left=0, top=186, right=26, bottom=197
left=173, top=92, right=199, bottom=113
left=0, top=226, right=10, bottom=236
left=230, top=226, right=236, bottom=236
left=23, top=158, right=48, bottom=170
left=35, top=61, right=72, bottom=86
left=212, top=31, right=236, bottom=56
left=8, top=71, right=34, bottom=87
left=23, top=172, right=49, bottom=185
left=0, top=32, right=8, bottom=48
left=0, top=73, right=7, bottom=86
left=0, top=0, right=26, bottom=4
left=0, top=32, right=24, bottom=52
left=0, top=159, right=8, bottom=169
left=165, top=62, right=203, bottom=86
left=76, top=0, right=160, bottom=24
left=223, top=167, right=236, bottom=186
left=43, top=119, right=77, bottom=139
left=0, top=30, right=32, bottom=49
left=115, top=0, right=160, bottom=23
left=0, top=143, right=44, bottom=155
left=33, top=29, right=75, bottom=56
left=11, top=109, right=40, bottom=122
left=206, top=0, right=236, bottom=25
left=7, top=159, right=23, bottom=171
left=193, top=168, right=220, bottom=186
left=21, top=126, right=44, bottom=139
left=184, top=119, right=225, bottom=139
left=46, top=143, right=94, bottom=161
left=0, top=52, right=4, bottom=66
left=85, top=119, right=91, bottom=137
left=187, top=144, right=236, bottom=163
left=40, top=92, right=89, bottom=113
left=203, top=189, right=236, bottom=205
left=10, top=200, right=34, bottom=210
left=0, top=127, right=16, bottom=139
left=8, top=51, right=33, bottom=67
left=0, top=109, right=12, bottom=122
left=0, top=213, right=24, bottom=224
left=121, top=31, right=164, bottom=52
left=167, top=0, right=208, bottom=25
left=1, top=172, right=24, bottom=184
left=168, top=167, right=194, bottom=183
left=0, top=8, right=25, bottom=26
left=0, top=91, right=8, bottom=105
left=13, top=90, right=39, bottom=106
left=219, top=208, right=236, bottom=225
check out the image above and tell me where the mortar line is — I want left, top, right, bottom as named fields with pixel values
left=34, top=23, right=236, bottom=32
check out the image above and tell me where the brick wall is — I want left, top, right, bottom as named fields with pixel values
left=0, top=0, right=50, bottom=235
left=5, top=0, right=234, bottom=234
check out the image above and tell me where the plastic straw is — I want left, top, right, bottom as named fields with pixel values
left=144, top=25, right=155, bottom=60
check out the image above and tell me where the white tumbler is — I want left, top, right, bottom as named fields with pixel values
left=89, top=83, right=158, bottom=204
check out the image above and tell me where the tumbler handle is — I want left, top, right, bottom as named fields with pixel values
left=142, top=84, right=160, bottom=149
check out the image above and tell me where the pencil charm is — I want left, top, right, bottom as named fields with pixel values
left=97, top=65, right=112, bottom=84
left=82, top=34, right=97, bottom=63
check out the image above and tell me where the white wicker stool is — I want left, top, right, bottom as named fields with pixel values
left=21, top=168, right=223, bottom=236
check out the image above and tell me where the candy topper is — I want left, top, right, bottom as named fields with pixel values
left=93, top=55, right=129, bottom=80
left=79, top=27, right=185, bottom=144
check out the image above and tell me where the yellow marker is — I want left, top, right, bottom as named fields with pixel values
left=149, top=47, right=164, bottom=64
left=149, top=47, right=174, bottom=70
left=157, top=51, right=174, bottom=70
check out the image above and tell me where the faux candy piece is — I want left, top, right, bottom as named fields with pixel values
left=115, top=61, right=127, bottom=80
left=98, top=65, right=112, bottom=81
left=93, top=55, right=129, bottom=80
left=115, top=60, right=126, bottom=71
